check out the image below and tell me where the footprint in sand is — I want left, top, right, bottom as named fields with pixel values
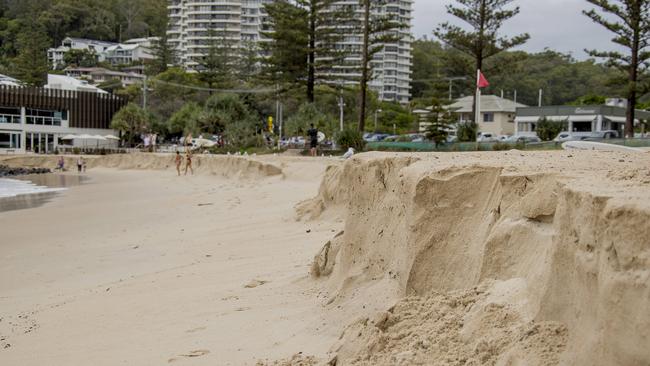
left=244, top=279, right=269, bottom=288
left=168, top=350, right=210, bottom=363
left=185, top=326, right=206, bottom=334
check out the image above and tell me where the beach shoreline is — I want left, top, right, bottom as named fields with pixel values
left=0, top=151, right=649, bottom=365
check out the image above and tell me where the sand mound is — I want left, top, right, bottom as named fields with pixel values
left=303, top=152, right=650, bottom=365
left=331, top=282, right=568, bottom=366
left=0, top=154, right=283, bottom=179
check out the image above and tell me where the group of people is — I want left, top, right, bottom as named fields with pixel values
left=56, top=156, right=87, bottom=173
left=175, top=151, right=194, bottom=176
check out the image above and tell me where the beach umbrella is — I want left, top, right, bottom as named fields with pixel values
left=104, top=135, right=120, bottom=140
left=91, top=135, right=108, bottom=141
left=61, top=134, right=77, bottom=140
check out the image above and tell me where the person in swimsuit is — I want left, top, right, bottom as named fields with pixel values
left=184, top=151, right=194, bottom=176
left=175, top=151, right=182, bottom=176
left=307, top=124, right=318, bottom=157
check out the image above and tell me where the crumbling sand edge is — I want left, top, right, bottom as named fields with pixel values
left=0, top=154, right=284, bottom=179
left=302, top=152, right=650, bottom=366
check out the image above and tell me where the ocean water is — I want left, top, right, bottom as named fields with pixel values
left=0, top=178, right=67, bottom=198
left=0, top=174, right=87, bottom=213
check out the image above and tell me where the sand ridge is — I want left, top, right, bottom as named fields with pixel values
left=301, top=151, right=650, bottom=365
left=1, top=151, right=649, bottom=365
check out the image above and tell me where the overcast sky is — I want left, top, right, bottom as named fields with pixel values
left=413, top=0, right=620, bottom=59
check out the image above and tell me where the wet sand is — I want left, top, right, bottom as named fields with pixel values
left=0, top=174, right=87, bottom=213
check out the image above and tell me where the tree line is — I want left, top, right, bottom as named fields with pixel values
left=1, top=0, right=649, bottom=145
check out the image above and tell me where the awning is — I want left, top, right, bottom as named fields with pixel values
left=515, top=116, right=572, bottom=123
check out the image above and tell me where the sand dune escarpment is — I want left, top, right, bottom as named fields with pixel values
left=0, top=154, right=283, bottom=179
left=304, top=152, right=650, bottom=365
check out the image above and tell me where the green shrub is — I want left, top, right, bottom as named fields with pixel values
left=536, top=118, right=567, bottom=141
left=492, top=142, right=512, bottom=151
left=457, top=122, right=478, bottom=142
left=336, top=129, right=366, bottom=151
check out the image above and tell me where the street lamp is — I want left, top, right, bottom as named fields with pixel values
left=374, top=109, right=383, bottom=132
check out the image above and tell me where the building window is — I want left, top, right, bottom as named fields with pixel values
left=483, top=113, right=494, bottom=122
left=0, top=131, right=21, bottom=149
left=0, top=107, right=21, bottom=124
left=25, top=108, right=64, bottom=126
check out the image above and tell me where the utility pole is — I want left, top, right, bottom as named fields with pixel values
left=444, top=77, right=467, bottom=101
left=142, top=75, right=148, bottom=111
left=338, top=92, right=345, bottom=132
left=538, top=89, right=543, bottom=107
left=374, top=109, right=382, bottom=132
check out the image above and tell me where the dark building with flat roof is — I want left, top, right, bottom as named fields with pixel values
left=0, top=86, right=127, bottom=153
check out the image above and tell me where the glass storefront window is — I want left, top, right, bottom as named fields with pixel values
left=25, top=108, right=65, bottom=126
left=0, top=132, right=10, bottom=148
left=0, top=132, right=21, bottom=149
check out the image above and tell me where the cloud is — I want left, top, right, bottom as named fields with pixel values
left=413, top=0, right=621, bottom=59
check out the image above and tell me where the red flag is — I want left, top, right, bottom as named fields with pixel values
left=477, top=71, right=490, bottom=89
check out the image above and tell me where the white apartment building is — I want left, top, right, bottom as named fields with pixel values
left=167, top=0, right=271, bottom=70
left=324, top=0, right=413, bottom=104
left=166, top=0, right=412, bottom=103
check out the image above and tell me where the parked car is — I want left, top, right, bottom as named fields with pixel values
left=365, top=134, right=390, bottom=142
left=409, top=134, right=425, bottom=142
left=476, top=132, right=499, bottom=142
left=554, top=130, right=619, bottom=142
left=506, top=135, right=541, bottom=143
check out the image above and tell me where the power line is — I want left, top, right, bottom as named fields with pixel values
left=149, top=79, right=276, bottom=94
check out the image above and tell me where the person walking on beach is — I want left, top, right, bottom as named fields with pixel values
left=76, top=157, right=83, bottom=173
left=184, top=151, right=194, bottom=176
left=57, top=156, right=65, bottom=171
left=307, top=124, right=319, bottom=157
left=175, top=151, right=182, bottom=176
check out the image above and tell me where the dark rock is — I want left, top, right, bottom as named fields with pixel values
left=0, top=165, right=51, bottom=177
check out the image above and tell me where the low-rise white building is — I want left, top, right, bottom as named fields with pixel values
left=48, top=37, right=156, bottom=69
left=104, top=44, right=154, bottom=66
left=64, top=68, right=144, bottom=87
left=448, top=95, right=527, bottom=136
left=47, top=37, right=117, bottom=69
left=124, top=37, right=160, bottom=48
left=515, top=104, right=650, bottom=138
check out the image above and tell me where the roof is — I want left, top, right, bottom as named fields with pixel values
left=124, top=37, right=160, bottom=46
left=45, top=74, right=108, bottom=94
left=106, top=44, right=140, bottom=52
left=63, top=37, right=117, bottom=47
left=448, top=95, right=527, bottom=113
left=90, top=70, right=144, bottom=79
left=0, top=74, right=21, bottom=86
left=65, top=67, right=111, bottom=73
left=517, top=105, right=650, bottom=120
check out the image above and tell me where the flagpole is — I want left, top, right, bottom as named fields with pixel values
left=475, top=69, right=481, bottom=126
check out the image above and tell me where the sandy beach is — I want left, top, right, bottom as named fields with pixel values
left=0, top=151, right=649, bottom=365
